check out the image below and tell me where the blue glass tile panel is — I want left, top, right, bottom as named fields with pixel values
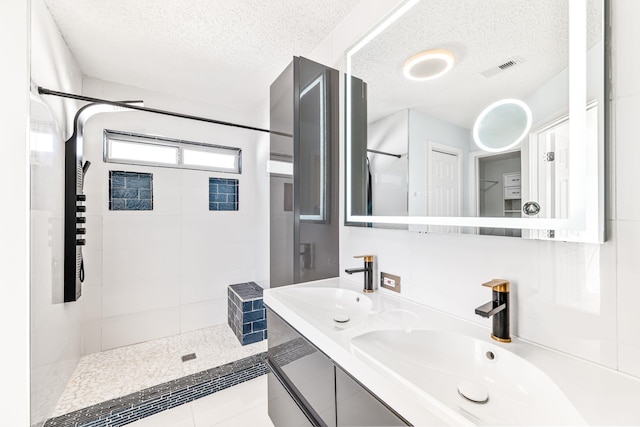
left=244, top=310, right=265, bottom=322
left=227, top=282, right=266, bottom=346
left=242, top=332, right=264, bottom=345
left=209, top=177, right=238, bottom=211
left=252, top=319, right=267, bottom=332
left=109, top=171, right=153, bottom=211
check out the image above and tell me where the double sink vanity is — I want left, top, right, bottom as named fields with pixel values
left=262, top=0, right=630, bottom=424
left=264, top=278, right=640, bottom=426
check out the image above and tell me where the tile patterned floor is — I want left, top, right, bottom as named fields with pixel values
left=126, top=375, right=273, bottom=427
left=53, top=324, right=267, bottom=416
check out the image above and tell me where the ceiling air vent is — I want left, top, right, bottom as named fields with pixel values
left=480, top=56, right=526, bottom=78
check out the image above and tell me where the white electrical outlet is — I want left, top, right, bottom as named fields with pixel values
left=380, top=272, right=401, bottom=293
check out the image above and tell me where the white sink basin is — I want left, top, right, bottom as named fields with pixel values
left=274, top=287, right=372, bottom=331
left=351, top=330, right=585, bottom=426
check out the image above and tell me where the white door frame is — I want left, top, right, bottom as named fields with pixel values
left=427, top=141, right=463, bottom=234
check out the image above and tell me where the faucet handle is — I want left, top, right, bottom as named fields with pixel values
left=482, top=278, right=510, bottom=293
left=354, top=255, right=375, bottom=262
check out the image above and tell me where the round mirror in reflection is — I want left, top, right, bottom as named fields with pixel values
left=473, top=99, right=532, bottom=152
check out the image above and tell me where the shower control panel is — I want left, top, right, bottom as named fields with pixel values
left=76, top=194, right=86, bottom=245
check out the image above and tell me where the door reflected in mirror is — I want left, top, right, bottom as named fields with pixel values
left=345, top=0, right=605, bottom=243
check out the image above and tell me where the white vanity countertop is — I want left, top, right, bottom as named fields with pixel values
left=263, top=277, right=640, bottom=426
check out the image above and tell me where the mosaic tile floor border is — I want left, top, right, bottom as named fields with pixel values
left=54, top=324, right=267, bottom=416
left=43, top=352, right=268, bottom=427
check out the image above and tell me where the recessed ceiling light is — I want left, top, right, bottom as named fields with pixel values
left=403, top=49, right=455, bottom=81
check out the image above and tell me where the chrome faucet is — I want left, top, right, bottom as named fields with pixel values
left=475, top=279, right=511, bottom=343
left=345, top=255, right=374, bottom=293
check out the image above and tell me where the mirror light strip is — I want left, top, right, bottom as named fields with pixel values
left=568, top=0, right=588, bottom=231
left=345, top=0, right=419, bottom=223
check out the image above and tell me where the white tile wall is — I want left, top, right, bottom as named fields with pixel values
left=612, top=0, right=640, bottom=100
left=614, top=94, right=640, bottom=220
left=180, top=300, right=228, bottom=334
left=81, top=320, right=102, bottom=355
left=616, top=220, right=640, bottom=377
left=102, top=246, right=181, bottom=317
left=102, top=306, right=181, bottom=350
left=77, top=78, right=269, bottom=353
left=613, top=0, right=640, bottom=379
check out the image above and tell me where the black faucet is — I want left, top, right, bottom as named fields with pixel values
left=345, top=255, right=374, bottom=293
left=475, top=279, right=511, bottom=343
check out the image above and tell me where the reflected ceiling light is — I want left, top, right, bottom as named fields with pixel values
left=473, top=99, right=532, bottom=153
left=403, top=49, right=455, bottom=81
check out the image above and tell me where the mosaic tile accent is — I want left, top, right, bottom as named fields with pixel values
left=228, top=282, right=267, bottom=345
left=52, top=324, right=266, bottom=416
left=109, top=171, right=153, bottom=211
left=44, top=353, right=268, bottom=427
left=209, top=177, right=238, bottom=211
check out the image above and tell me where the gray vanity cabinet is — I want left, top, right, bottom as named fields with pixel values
left=335, top=367, right=407, bottom=426
left=266, top=308, right=409, bottom=427
left=267, top=309, right=337, bottom=426
left=267, top=370, right=315, bottom=427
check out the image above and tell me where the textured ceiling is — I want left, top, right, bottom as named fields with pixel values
left=352, top=0, right=603, bottom=129
left=43, top=0, right=360, bottom=114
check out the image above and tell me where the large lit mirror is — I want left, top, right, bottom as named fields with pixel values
left=345, top=0, right=605, bottom=243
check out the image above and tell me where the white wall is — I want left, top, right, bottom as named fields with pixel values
left=611, top=0, right=640, bottom=379
left=1, top=0, right=30, bottom=425
left=80, top=77, right=270, bottom=352
left=29, top=0, right=85, bottom=424
left=309, top=0, right=640, bottom=378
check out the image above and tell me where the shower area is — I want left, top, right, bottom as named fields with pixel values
left=30, top=45, right=337, bottom=427
left=30, top=81, right=271, bottom=426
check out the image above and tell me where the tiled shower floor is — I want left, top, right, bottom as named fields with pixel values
left=53, top=324, right=267, bottom=416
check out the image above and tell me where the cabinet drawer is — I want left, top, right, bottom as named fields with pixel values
left=267, top=308, right=336, bottom=427
left=504, top=187, right=522, bottom=199
left=267, top=371, right=315, bottom=427
left=503, top=173, right=521, bottom=186
left=335, top=367, right=408, bottom=426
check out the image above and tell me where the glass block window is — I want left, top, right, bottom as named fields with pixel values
left=109, top=171, right=153, bottom=210
left=209, top=178, right=238, bottom=211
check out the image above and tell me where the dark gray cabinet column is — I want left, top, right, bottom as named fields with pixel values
left=270, top=57, right=339, bottom=288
